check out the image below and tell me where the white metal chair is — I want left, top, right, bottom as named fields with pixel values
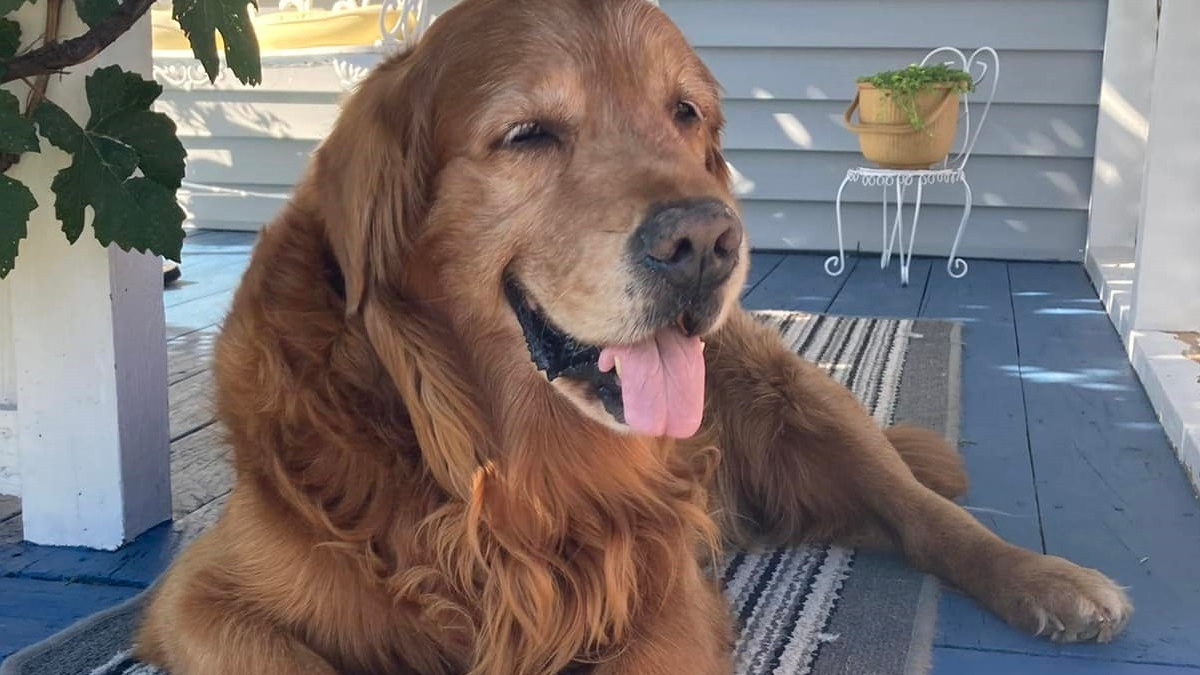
left=825, top=47, right=999, bottom=286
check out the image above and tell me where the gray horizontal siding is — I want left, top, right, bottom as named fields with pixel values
left=164, top=0, right=1108, bottom=262
left=661, top=0, right=1107, bottom=50
left=661, top=0, right=1108, bottom=261
left=702, top=48, right=1102, bottom=105
left=722, top=101, right=1098, bottom=158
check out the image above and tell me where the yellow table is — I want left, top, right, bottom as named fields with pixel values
left=151, top=5, right=418, bottom=52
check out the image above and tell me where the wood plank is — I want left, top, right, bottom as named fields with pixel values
left=97, top=492, right=232, bottom=588
left=0, top=510, right=20, bottom=544
left=170, top=424, right=232, bottom=519
left=182, top=229, right=259, bottom=248
left=742, top=252, right=784, bottom=296
left=925, top=262, right=1052, bottom=659
left=0, top=577, right=140, bottom=659
left=700, top=47, right=1102, bottom=106
left=174, top=491, right=229, bottom=549
left=918, top=261, right=1043, bottom=553
left=742, top=252, right=858, bottom=313
left=0, top=488, right=232, bottom=589
left=932, top=647, right=1200, bottom=675
left=166, top=288, right=234, bottom=341
left=742, top=200, right=1088, bottom=263
left=168, top=370, right=215, bottom=441
left=164, top=249, right=252, bottom=308
left=0, top=494, right=18, bottom=523
left=827, top=256, right=932, bottom=318
left=939, top=263, right=1200, bottom=666
left=167, top=325, right=219, bottom=385
left=0, top=494, right=19, bottom=545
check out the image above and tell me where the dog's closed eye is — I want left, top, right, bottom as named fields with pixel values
left=502, top=121, right=559, bottom=149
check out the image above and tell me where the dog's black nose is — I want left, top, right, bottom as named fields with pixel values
left=632, top=198, right=743, bottom=290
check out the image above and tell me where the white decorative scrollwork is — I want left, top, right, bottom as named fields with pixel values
left=332, top=58, right=372, bottom=89
left=152, top=62, right=225, bottom=90
left=825, top=46, right=999, bottom=286
left=848, top=168, right=965, bottom=187
left=377, top=0, right=430, bottom=50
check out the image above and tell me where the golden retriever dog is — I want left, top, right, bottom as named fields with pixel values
left=136, top=0, right=1132, bottom=672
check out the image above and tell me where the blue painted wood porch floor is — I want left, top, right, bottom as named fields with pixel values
left=1, top=230, right=1198, bottom=674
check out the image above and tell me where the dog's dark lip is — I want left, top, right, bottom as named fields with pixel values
left=503, top=277, right=625, bottom=423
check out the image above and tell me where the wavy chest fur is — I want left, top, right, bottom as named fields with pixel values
left=213, top=219, right=720, bottom=675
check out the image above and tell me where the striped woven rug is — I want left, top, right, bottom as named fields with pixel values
left=1, top=311, right=959, bottom=675
left=719, top=311, right=926, bottom=675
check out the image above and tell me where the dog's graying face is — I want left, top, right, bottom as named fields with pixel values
left=402, top=0, right=748, bottom=438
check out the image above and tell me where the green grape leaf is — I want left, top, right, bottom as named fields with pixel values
left=173, top=0, right=262, bottom=85
left=0, top=89, right=39, bottom=154
left=0, top=18, right=20, bottom=61
left=0, top=174, right=37, bottom=279
left=32, top=65, right=188, bottom=261
left=74, top=0, right=120, bottom=28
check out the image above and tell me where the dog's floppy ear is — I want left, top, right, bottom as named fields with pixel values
left=312, top=51, right=435, bottom=314
left=309, top=51, right=493, bottom=498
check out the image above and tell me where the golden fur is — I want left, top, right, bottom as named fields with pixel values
left=137, top=0, right=1132, bottom=673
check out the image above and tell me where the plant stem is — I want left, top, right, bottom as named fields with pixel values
left=25, top=0, right=63, bottom=112
left=0, top=0, right=65, bottom=173
left=0, top=0, right=156, bottom=84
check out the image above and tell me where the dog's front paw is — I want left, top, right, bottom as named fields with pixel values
left=992, top=553, right=1132, bottom=643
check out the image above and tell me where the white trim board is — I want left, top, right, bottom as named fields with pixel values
left=1087, top=252, right=1200, bottom=496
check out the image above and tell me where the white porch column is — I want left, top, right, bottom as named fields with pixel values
left=1084, top=0, right=1156, bottom=254
left=1, top=5, right=171, bottom=549
left=1129, top=0, right=1200, bottom=333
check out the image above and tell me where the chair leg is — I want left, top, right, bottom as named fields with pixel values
left=897, top=180, right=924, bottom=287
left=883, top=181, right=905, bottom=273
left=879, top=184, right=892, bottom=269
left=946, top=179, right=973, bottom=279
left=825, top=173, right=853, bottom=277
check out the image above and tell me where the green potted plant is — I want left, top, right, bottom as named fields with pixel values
left=843, top=63, right=975, bottom=169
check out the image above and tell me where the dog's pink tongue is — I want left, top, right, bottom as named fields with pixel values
left=599, top=329, right=705, bottom=439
